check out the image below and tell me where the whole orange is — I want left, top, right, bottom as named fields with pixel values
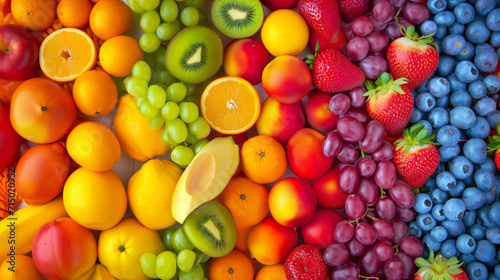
left=72, top=70, right=118, bottom=117
left=89, top=0, right=132, bottom=40
left=208, top=249, right=254, bottom=280
left=240, top=135, right=287, bottom=184
left=11, top=0, right=56, bottom=31
left=0, top=255, right=43, bottom=280
left=99, top=35, right=143, bottom=77
left=57, top=0, right=92, bottom=28
left=255, top=263, right=287, bottom=280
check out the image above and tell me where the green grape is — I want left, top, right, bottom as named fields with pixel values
left=140, top=33, right=162, bottom=53
left=156, top=21, right=180, bottom=41
left=122, top=75, right=133, bottom=91
left=171, top=145, right=195, bottom=166
left=193, top=139, right=209, bottom=154
left=160, top=0, right=179, bottom=22
left=172, top=228, right=194, bottom=252
left=136, top=96, right=145, bottom=109
left=132, top=61, right=152, bottom=82
left=179, top=102, right=199, bottom=123
left=197, top=9, right=208, bottom=26
left=180, top=7, right=199, bottom=27
left=180, top=81, right=202, bottom=97
left=147, top=115, right=165, bottom=130
left=188, top=117, right=210, bottom=139
left=167, top=118, right=188, bottom=143
left=127, top=76, right=148, bottom=97
left=163, top=228, right=177, bottom=250
left=161, top=127, right=179, bottom=147
left=181, top=93, right=201, bottom=107
left=156, top=70, right=177, bottom=87
left=185, top=131, right=198, bottom=145
left=161, top=101, right=180, bottom=120
left=140, top=10, right=161, bottom=33
left=140, top=101, right=160, bottom=119
left=154, top=46, right=167, bottom=68
left=148, top=85, right=167, bottom=108
left=166, top=83, right=187, bottom=103
left=140, top=253, right=158, bottom=279
left=138, top=0, right=160, bottom=10
left=128, top=0, right=145, bottom=12
left=182, top=0, right=204, bottom=8
left=156, top=251, right=177, bottom=280
left=179, top=265, right=203, bottom=280
left=177, top=249, right=196, bottom=273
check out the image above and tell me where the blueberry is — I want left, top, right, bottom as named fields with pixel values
left=475, top=0, right=496, bottom=16
left=429, top=107, right=450, bottom=128
left=464, top=173, right=475, bottom=185
left=432, top=204, right=447, bottom=221
left=443, top=198, right=467, bottom=220
left=415, top=92, right=436, bottom=112
left=414, top=193, right=434, bottom=214
left=432, top=163, right=447, bottom=178
left=474, top=97, right=497, bottom=118
left=430, top=225, right=449, bottom=242
left=485, top=259, right=499, bottom=269
left=421, top=20, right=438, bottom=35
left=462, top=187, right=486, bottom=210
left=442, top=219, right=466, bottom=236
left=479, top=157, right=496, bottom=172
left=436, top=171, right=457, bottom=191
left=442, top=34, right=467, bottom=55
left=463, top=209, right=477, bottom=226
left=476, top=42, right=496, bottom=53
left=460, top=253, right=477, bottom=267
left=423, top=233, right=443, bottom=252
left=437, top=125, right=461, bottom=146
left=486, top=110, right=500, bottom=127
left=486, top=226, right=500, bottom=244
left=496, top=265, right=500, bottom=278
left=486, top=8, right=500, bottom=31
left=417, top=213, right=438, bottom=231
left=491, top=32, right=500, bottom=48
left=467, top=262, right=489, bottom=280
left=474, top=50, right=499, bottom=73
left=489, top=202, right=500, bottom=225
left=449, top=73, right=468, bottom=91
left=456, top=40, right=476, bottom=61
left=428, top=77, right=451, bottom=98
left=440, top=145, right=461, bottom=162
left=466, top=20, right=491, bottom=44
left=474, top=168, right=496, bottom=191
left=469, top=80, right=488, bottom=99
left=483, top=75, right=500, bottom=94
left=457, top=233, right=477, bottom=254
left=418, top=120, right=434, bottom=135
left=449, top=22, right=466, bottom=34
left=450, top=89, right=473, bottom=107
left=448, top=0, right=467, bottom=9
left=430, top=187, right=450, bottom=204
left=455, top=60, right=480, bottom=83
left=474, top=239, right=496, bottom=262
left=450, top=106, right=476, bottom=129
left=434, top=38, right=443, bottom=54
left=417, top=77, right=431, bottom=93
left=425, top=177, right=437, bottom=190
left=428, top=0, right=448, bottom=13
left=455, top=2, right=476, bottom=23
left=436, top=94, right=450, bottom=107
left=408, top=221, right=423, bottom=238
left=449, top=179, right=466, bottom=197
left=441, top=239, right=459, bottom=258
left=468, top=223, right=487, bottom=240
left=409, top=107, right=424, bottom=124
left=435, top=11, right=457, bottom=26
left=466, top=116, right=490, bottom=139
left=435, top=25, right=449, bottom=39
left=449, top=155, right=475, bottom=180
left=437, top=55, right=457, bottom=77
left=463, top=138, right=488, bottom=163
left=478, top=205, right=497, bottom=228
left=483, top=190, right=496, bottom=204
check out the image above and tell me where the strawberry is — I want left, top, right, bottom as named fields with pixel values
left=414, top=251, right=469, bottom=280
left=387, top=25, right=439, bottom=91
left=306, top=44, right=365, bottom=93
left=486, top=125, right=500, bottom=172
left=337, top=0, right=369, bottom=23
left=298, top=0, right=347, bottom=52
left=393, top=123, right=439, bottom=189
left=285, top=244, right=328, bottom=280
left=363, top=72, right=413, bottom=137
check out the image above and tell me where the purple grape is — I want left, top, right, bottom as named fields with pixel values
left=395, top=206, right=417, bottom=222
left=389, top=180, right=416, bottom=209
left=367, top=12, right=388, bottom=31
left=390, top=0, right=408, bottom=8
left=402, top=2, right=430, bottom=25
left=385, top=22, right=405, bottom=41
left=344, top=108, right=370, bottom=126
left=383, top=257, right=405, bottom=280
left=359, top=55, right=389, bottom=80
left=376, top=195, right=396, bottom=220
left=359, top=120, right=386, bottom=153
left=358, top=177, right=379, bottom=206
left=347, top=37, right=370, bottom=61
left=366, top=32, right=389, bottom=53
left=357, top=157, right=377, bottom=177
left=373, top=0, right=395, bottom=22
left=395, top=251, right=417, bottom=280
left=330, top=262, right=360, bottom=280
left=323, top=131, right=344, bottom=158
left=347, top=237, right=367, bottom=256
left=348, top=86, right=367, bottom=108
left=374, top=160, right=396, bottom=189
left=345, top=24, right=354, bottom=41
left=372, top=218, right=395, bottom=240
left=337, top=115, right=365, bottom=143
left=340, top=165, right=360, bottom=194
left=323, top=243, right=349, bottom=267
left=345, top=194, right=365, bottom=220
left=391, top=219, right=409, bottom=245
left=336, top=143, right=360, bottom=164
left=355, top=222, right=377, bottom=245
left=373, top=240, right=394, bottom=263
left=396, top=17, right=411, bottom=29
left=351, top=16, right=374, bottom=36
left=330, top=93, right=351, bottom=115
left=334, top=220, right=355, bottom=243
left=358, top=247, right=383, bottom=276
left=399, top=236, right=424, bottom=257
left=371, top=141, right=395, bottom=162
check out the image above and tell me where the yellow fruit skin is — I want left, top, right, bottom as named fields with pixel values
left=128, top=159, right=181, bottom=230
left=78, top=264, right=116, bottom=280
left=171, top=137, right=239, bottom=223
left=98, top=217, right=165, bottom=280
left=0, top=195, right=68, bottom=257
left=113, top=94, right=171, bottom=162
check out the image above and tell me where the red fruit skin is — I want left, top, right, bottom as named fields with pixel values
left=223, top=38, right=270, bottom=85
left=393, top=141, right=440, bottom=189
left=414, top=267, right=468, bottom=280
left=0, top=25, right=39, bottom=81
left=366, top=85, right=414, bottom=138
left=313, top=49, right=365, bottom=93
left=285, top=244, right=328, bottom=280
left=303, top=89, right=339, bottom=134
left=311, top=167, right=349, bottom=209
left=260, top=0, right=298, bottom=10
left=495, top=148, right=500, bottom=171
left=387, top=37, right=439, bottom=91
left=300, top=208, right=344, bottom=251
left=0, top=101, right=21, bottom=170
left=337, top=0, right=370, bottom=23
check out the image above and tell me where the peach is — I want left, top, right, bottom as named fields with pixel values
left=286, top=128, right=334, bottom=180
left=311, top=167, right=349, bottom=209
left=248, top=217, right=298, bottom=265
left=303, top=89, right=339, bottom=134
left=269, top=177, right=317, bottom=228
left=300, top=208, right=344, bottom=251
left=223, top=38, right=270, bottom=85
left=262, top=55, right=312, bottom=104
left=256, top=96, right=306, bottom=145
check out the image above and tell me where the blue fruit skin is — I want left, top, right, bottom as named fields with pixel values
left=463, top=209, right=477, bottom=227
left=486, top=9, right=500, bottom=31
left=448, top=179, right=466, bottom=197
left=409, top=107, right=424, bottom=124
left=421, top=20, right=438, bottom=35
left=436, top=94, right=450, bottom=108
left=423, top=234, right=443, bottom=252
left=441, top=239, right=459, bottom=258
left=463, top=138, right=488, bottom=163
left=417, top=213, right=438, bottom=231
left=428, top=0, right=448, bottom=13
left=489, top=202, right=500, bottom=225
left=466, top=117, right=490, bottom=139
left=454, top=2, right=476, bottom=23
left=469, top=80, right=488, bottom=99
left=473, top=97, right=497, bottom=118
left=448, top=0, right=466, bottom=9
left=437, top=125, right=461, bottom=146
left=478, top=205, right=497, bottom=228
left=408, top=221, right=423, bottom=238
left=429, top=77, right=452, bottom=98
left=476, top=42, right=496, bottom=53
left=467, top=262, right=489, bottom=280
left=486, top=226, right=500, bottom=244
left=483, top=190, right=496, bottom=204
left=449, top=22, right=466, bottom=35
left=429, top=107, right=450, bottom=128
left=432, top=204, right=448, bottom=221
left=483, top=75, right=500, bottom=94
left=474, top=51, right=499, bottom=73
left=442, top=219, right=466, bottom=237
left=461, top=253, right=478, bottom=267
left=491, top=31, right=500, bottom=48
left=418, top=120, right=434, bottom=135
left=438, top=54, right=458, bottom=76
left=449, top=74, right=468, bottom=91
left=487, top=110, right=500, bottom=127
left=456, top=41, right=476, bottom=61
left=474, top=239, right=497, bottom=262
left=435, top=11, right=457, bottom=26
left=495, top=264, right=500, bottom=278
left=466, top=20, right=491, bottom=44
left=442, top=34, right=467, bottom=55
left=455, top=60, right=480, bottom=83
left=443, top=198, right=467, bottom=220
left=474, top=169, right=496, bottom=192
left=450, top=89, right=473, bottom=107
left=425, top=177, right=437, bottom=190
left=416, top=92, right=437, bottom=112
left=436, top=171, right=458, bottom=191
left=435, top=25, right=449, bottom=40
left=430, top=225, right=449, bottom=242
left=479, top=158, right=496, bottom=172
left=450, top=106, right=477, bottom=129
left=457, top=233, right=477, bottom=254
left=468, top=223, right=487, bottom=240
left=414, top=193, right=434, bottom=214
left=449, top=155, right=475, bottom=179
left=462, top=187, right=487, bottom=210
left=430, top=188, right=450, bottom=204
left=440, top=145, right=461, bottom=162
left=475, top=0, right=496, bottom=16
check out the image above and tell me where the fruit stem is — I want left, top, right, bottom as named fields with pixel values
left=380, top=187, right=386, bottom=198
left=360, top=149, right=365, bottom=158
left=393, top=245, right=399, bottom=255
left=360, top=275, right=379, bottom=280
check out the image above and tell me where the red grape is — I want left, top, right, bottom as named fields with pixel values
left=374, top=160, right=396, bottom=189
left=402, top=2, right=430, bottom=25
left=345, top=24, right=354, bottom=40
left=391, top=219, right=409, bottom=245
left=331, top=262, right=360, bottom=280
left=359, top=120, right=386, bottom=153
left=399, top=236, right=424, bottom=257
left=330, top=93, right=351, bottom=115
left=372, top=218, right=395, bottom=240
left=358, top=177, right=379, bottom=206
left=359, top=55, right=388, bottom=80
left=347, top=37, right=370, bottom=61
left=347, top=237, right=367, bottom=257
left=323, top=131, right=344, bottom=158
left=376, top=195, right=396, bottom=221
left=366, top=31, right=389, bottom=53
left=367, top=12, right=388, bottom=31
left=373, top=240, right=394, bottom=263
left=395, top=251, right=417, bottom=280
left=351, top=16, right=374, bottom=37
left=348, top=86, right=367, bottom=108
left=390, top=0, right=408, bottom=8
left=389, top=180, right=415, bottom=209
left=334, top=220, right=355, bottom=243
left=340, top=165, right=360, bottom=194
left=358, top=247, right=383, bottom=276
left=345, top=194, right=365, bottom=220
left=337, top=143, right=360, bottom=164
left=344, top=108, right=370, bottom=126
left=396, top=17, right=411, bottom=29
left=371, top=141, right=395, bottom=162
left=357, top=157, right=377, bottom=177
left=355, top=222, right=376, bottom=245
left=395, top=206, right=417, bottom=222
left=337, top=116, right=365, bottom=143
left=385, top=21, right=405, bottom=42
left=372, top=0, right=395, bottom=23
left=383, top=257, right=405, bottom=280
left=323, top=243, right=349, bottom=267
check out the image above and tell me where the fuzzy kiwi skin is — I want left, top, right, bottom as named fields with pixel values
left=210, top=0, right=264, bottom=39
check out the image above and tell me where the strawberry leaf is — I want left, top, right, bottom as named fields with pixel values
left=488, top=136, right=495, bottom=143
left=487, top=142, right=500, bottom=152
left=396, top=141, right=406, bottom=151
left=497, top=122, right=500, bottom=135
left=448, top=268, right=462, bottom=274
left=305, top=54, right=315, bottom=60
left=493, top=135, right=500, bottom=142
left=305, top=59, right=314, bottom=64
left=314, top=41, right=320, bottom=55
left=444, top=274, right=454, bottom=280
left=414, top=257, right=430, bottom=268
left=416, top=128, right=430, bottom=141
left=309, top=64, right=313, bottom=71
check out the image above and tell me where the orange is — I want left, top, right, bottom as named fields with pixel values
left=234, top=225, right=252, bottom=253
left=221, top=176, right=269, bottom=227
left=99, top=35, right=143, bottom=77
left=0, top=254, right=43, bottom=280
left=57, top=0, right=92, bottom=28
left=40, top=28, right=97, bottom=82
left=201, top=77, right=261, bottom=134
left=89, top=0, right=132, bottom=41
left=72, top=70, right=118, bottom=117
left=208, top=249, right=254, bottom=280
left=255, top=263, right=287, bottom=280
left=11, top=0, right=56, bottom=31
left=240, top=135, right=287, bottom=184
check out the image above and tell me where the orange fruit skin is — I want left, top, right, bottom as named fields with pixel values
left=72, top=70, right=118, bottom=117
left=234, top=225, right=252, bottom=253
left=10, top=78, right=77, bottom=144
left=240, top=135, right=287, bottom=184
left=99, top=35, right=143, bottom=77
left=57, top=0, right=92, bottom=28
left=11, top=0, right=56, bottom=31
left=16, top=142, right=70, bottom=205
left=208, top=249, right=254, bottom=280
left=0, top=255, right=43, bottom=280
left=255, top=263, right=287, bottom=280
left=89, top=0, right=132, bottom=40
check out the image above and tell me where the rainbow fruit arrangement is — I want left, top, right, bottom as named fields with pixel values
left=1, top=0, right=500, bottom=279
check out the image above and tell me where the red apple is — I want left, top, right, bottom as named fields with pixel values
left=300, top=208, right=344, bottom=251
left=311, top=166, right=349, bottom=209
left=223, top=38, right=270, bottom=85
left=303, top=89, right=339, bottom=134
left=0, top=25, right=39, bottom=81
left=286, top=128, right=334, bottom=181
left=0, top=100, right=21, bottom=170
left=261, top=0, right=298, bottom=10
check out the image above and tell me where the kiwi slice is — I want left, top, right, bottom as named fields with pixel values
left=182, top=201, right=237, bottom=257
left=211, top=0, right=264, bottom=39
left=166, top=26, right=223, bottom=84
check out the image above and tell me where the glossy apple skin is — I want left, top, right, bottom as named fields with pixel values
left=260, top=0, right=298, bottom=10
left=0, top=100, right=21, bottom=170
left=303, top=90, right=339, bottom=134
left=256, top=96, right=306, bottom=145
left=286, top=128, right=334, bottom=181
left=300, top=208, right=344, bottom=251
left=0, top=25, right=39, bottom=81
left=223, top=38, right=269, bottom=85
left=311, top=167, right=349, bottom=209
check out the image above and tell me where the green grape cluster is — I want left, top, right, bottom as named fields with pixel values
left=140, top=227, right=210, bottom=280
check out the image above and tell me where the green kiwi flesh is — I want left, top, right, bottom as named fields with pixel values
left=211, top=0, right=264, bottom=39
left=182, top=201, right=237, bottom=258
left=166, top=26, right=223, bottom=84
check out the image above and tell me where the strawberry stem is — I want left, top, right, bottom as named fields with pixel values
left=305, top=42, right=321, bottom=71
left=400, top=25, right=438, bottom=51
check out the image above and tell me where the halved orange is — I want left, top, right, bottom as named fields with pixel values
left=39, top=28, right=97, bottom=82
left=201, top=77, right=261, bottom=134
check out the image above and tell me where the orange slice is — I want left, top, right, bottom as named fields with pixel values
left=201, top=77, right=261, bottom=134
left=39, top=28, right=96, bottom=82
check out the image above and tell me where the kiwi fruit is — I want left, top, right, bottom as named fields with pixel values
left=211, top=0, right=264, bottom=39
left=166, top=26, right=223, bottom=84
left=182, top=201, right=237, bottom=258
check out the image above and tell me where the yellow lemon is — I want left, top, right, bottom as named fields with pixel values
left=63, top=168, right=127, bottom=231
left=98, top=217, right=165, bottom=280
left=260, top=9, right=309, bottom=57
